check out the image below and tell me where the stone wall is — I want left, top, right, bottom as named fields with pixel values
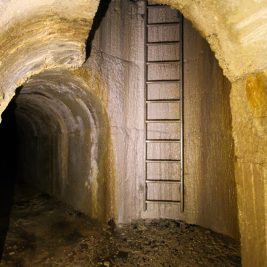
left=230, top=73, right=267, bottom=266
left=86, top=0, right=239, bottom=239
left=0, top=0, right=100, bottom=118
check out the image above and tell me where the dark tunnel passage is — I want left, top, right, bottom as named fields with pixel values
left=0, top=69, right=112, bottom=259
left=0, top=92, right=19, bottom=258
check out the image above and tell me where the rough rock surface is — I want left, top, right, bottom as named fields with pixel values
left=86, top=0, right=238, bottom=241
left=0, top=0, right=100, bottom=117
left=151, top=0, right=267, bottom=81
left=230, top=72, right=267, bottom=267
left=0, top=185, right=241, bottom=267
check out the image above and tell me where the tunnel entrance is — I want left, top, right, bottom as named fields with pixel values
left=13, top=69, right=111, bottom=220
left=0, top=69, right=113, bottom=260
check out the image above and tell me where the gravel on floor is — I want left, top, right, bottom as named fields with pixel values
left=0, top=186, right=241, bottom=267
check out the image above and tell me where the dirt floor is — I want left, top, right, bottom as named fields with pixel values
left=0, top=186, right=241, bottom=267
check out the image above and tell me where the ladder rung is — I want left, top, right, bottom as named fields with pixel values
left=147, top=41, right=180, bottom=46
left=146, top=159, right=180, bottom=163
left=147, top=4, right=166, bottom=7
left=146, top=139, right=180, bottom=143
left=146, top=180, right=180, bottom=184
left=146, top=119, right=180, bottom=123
left=146, top=79, right=180, bottom=84
left=146, top=60, right=180, bottom=64
left=146, top=99, right=180, bottom=103
left=147, top=3, right=164, bottom=6
left=147, top=22, right=180, bottom=26
left=146, top=200, right=181, bottom=205
left=147, top=3, right=182, bottom=13
left=147, top=6, right=180, bottom=13
left=144, top=1, right=184, bottom=213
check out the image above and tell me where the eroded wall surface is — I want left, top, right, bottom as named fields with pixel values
left=152, top=0, right=267, bottom=82
left=231, top=73, right=267, bottom=266
left=86, top=0, right=238, bottom=239
left=0, top=0, right=100, bottom=119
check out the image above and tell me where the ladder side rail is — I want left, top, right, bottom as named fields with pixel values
left=144, top=1, right=149, bottom=211
left=179, top=14, right=184, bottom=212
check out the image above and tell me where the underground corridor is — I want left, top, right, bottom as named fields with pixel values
left=0, top=63, right=241, bottom=266
left=0, top=0, right=266, bottom=266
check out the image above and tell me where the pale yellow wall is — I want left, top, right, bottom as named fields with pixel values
left=0, top=0, right=100, bottom=118
left=153, top=1, right=267, bottom=265
left=230, top=73, right=267, bottom=266
left=152, top=0, right=267, bottom=82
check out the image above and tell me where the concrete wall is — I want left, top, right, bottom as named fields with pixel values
left=86, top=0, right=239, bottom=239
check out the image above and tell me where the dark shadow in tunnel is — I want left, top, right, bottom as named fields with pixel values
left=85, top=0, right=112, bottom=59
left=0, top=87, right=21, bottom=260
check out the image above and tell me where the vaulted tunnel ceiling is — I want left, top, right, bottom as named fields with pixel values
left=0, top=0, right=267, bottom=117
left=154, top=0, right=267, bottom=81
left=15, top=68, right=108, bottom=138
left=10, top=68, right=112, bottom=221
left=0, top=0, right=99, bottom=117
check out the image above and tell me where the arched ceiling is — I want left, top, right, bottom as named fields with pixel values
left=16, top=68, right=108, bottom=135
left=0, top=0, right=267, bottom=119
left=154, top=0, right=267, bottom=81
left=0, top=0, right=99, bottom=117
left=12, top=69, right=108, bottom=166
left=12, top=68, right=113, bottom=220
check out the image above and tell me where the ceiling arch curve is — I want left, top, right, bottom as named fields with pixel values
left=153, top=0, right=267, bottom=81
left=0, top=0, right=99, bottom=117
left=1, top=0, right=267, bottom=118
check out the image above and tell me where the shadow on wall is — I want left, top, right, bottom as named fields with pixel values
left=86, top=0, right=112, bottom=58
left=0, top=88, right=21, bottom=260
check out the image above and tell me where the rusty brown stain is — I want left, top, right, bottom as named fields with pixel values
left=246, top=72, right=267, bottom=117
